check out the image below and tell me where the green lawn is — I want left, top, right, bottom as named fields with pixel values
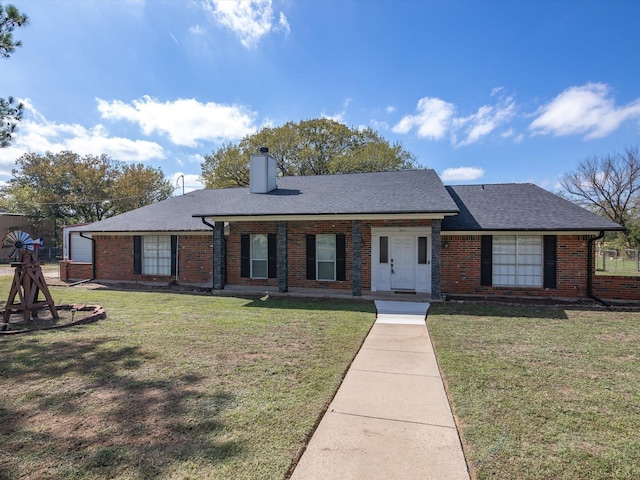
left=428, top=303, right=640, bottom=480
left=0, top=278, right=375, bottom=479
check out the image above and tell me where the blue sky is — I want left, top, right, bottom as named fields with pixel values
left=1, top=0, right=639, bottom=194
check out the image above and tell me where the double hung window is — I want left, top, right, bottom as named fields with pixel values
left=143, top=235, right=172, bottom=275
left=492, top=235, right=543, bottom=287
left=251, top=234, right=268, bottom=279
left=316, top=234, right=336, bottom=281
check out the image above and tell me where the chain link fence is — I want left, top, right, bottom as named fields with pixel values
left=596, top=247, right=640, bottom=274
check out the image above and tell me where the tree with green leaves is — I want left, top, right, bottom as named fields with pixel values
left=1, top=3, right=28, bottom=147
left=201, top=118, right=418, bottom=188
left=561, top=146, right=640, bottom=246
left=0, top=151, right=173, bottom=243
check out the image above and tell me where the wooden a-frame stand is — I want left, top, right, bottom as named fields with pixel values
left=2, top=250, right=58, bottom=329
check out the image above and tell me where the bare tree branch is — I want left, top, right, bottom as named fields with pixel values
left=561, top=146, right=640, bottom=241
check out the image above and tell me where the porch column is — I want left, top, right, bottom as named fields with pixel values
left=431, top=219, right=442, bottom=300
left=278, top=221, right=288, bottom=293
left=352, top=220, right=362, bottom=296
left=213, top=221, right=225, bottom=290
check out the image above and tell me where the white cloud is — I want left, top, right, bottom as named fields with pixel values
left=0, top=101, right=165, bottom=170
left=529, top=83, right=640, bottom=139
left=385, top=105, right=396, bottom=114
left=392, top=97, right=455, bottom=139
left=97, top=96, right=257, bottom=147
left=369, top=119, right=389, bottom=131
left=453, top=96, right=516, bottom=146
left=393, top=93, right=516, bottom=146
left=278, top=12, right=290, bottom=35
left=203, top=0, right=289, bottom=48
left=322, top=111, right=346, bottom=123
left=440, top=167, right=485, bottom=182
left=189, top=24, right=205, bottom=35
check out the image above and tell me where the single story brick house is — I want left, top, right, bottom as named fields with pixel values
left=62, top=150, right=623, bottom=300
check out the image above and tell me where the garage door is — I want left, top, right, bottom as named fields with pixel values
left=69, top=232, right=92, bottom=262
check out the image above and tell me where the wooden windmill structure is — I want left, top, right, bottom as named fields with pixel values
left=1, top=231, right=58, bottom=329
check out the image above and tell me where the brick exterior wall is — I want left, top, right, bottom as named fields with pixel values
left=441, top=234, right=593, bottom=298
left=64, top=234, right=213, bottom=284
left=59, top=226, right=628, bottom=301
left=228, top=222, right=281, bottom=288
left=593, top=275, right=640, bottom=301
left=228, top=220, right=355, bottom=290
left=228, top=219, right=434, bottom=291
left=59, top=260, right=92, bottom=281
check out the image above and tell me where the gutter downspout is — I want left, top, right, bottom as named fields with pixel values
left=79, top=231, right=96, bottom=281
left=201, top=217, right=215, bottom=290
left=69, top=232, right=96, bottom=287
left=587, top=230, right=610, bottom=306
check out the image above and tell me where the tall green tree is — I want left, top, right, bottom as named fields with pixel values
left=0, top=151, right=173, bottom=243
left=561, top=146, right=640, bottom=246
left=110, top=163, right=174, bottom=214
left=200, top=118, right=418, bottom=188
left=1, top=3, right=28, bottom=147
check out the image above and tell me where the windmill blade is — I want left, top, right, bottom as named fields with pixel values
left=2, top=231, right=19, bottom=248
left=2, top=231, right=35, bottom=253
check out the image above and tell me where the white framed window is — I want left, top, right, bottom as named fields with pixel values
left=317, top=234, right=336, bottom=281
left=493, top=235, right=543, bottom=287
left=251, top=234, right=268, bottom=279
left=143, top=235, right=171, bottom=275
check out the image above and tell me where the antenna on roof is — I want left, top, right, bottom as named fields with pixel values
left=176, top=174, right=185, bottom=195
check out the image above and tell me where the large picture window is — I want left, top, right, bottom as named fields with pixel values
left=493, top=235, right=543, bottom=287
left=251, top=234, right=268, bottom=279
left=143, top=235, right=171, bottom=275
left=316, top=234, right=336, bottom=281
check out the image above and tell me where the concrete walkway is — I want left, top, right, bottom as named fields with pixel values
left=290, top=300, right=469, bottom=480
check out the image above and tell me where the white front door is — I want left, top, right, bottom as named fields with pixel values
left=390, top=235, right=416, bottom=290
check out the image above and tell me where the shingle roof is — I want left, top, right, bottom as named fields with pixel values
left=71, top=174, right=622, bottom=234
left=72, top=192, right=212, bottom=233
left=191, top=169, right=459, bottom=217
left=72, top=169, right=458, bottom=233
left=441, top=183, right=623, bottom=231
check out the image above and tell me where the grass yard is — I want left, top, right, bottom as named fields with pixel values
left=0, top=277, right=375, bottom=480
left=428, top=303, right=640, bottom=480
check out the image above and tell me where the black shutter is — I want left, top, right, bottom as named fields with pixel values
left=306, top=234, right=316, bottom=280
left=336, top=233, right=346, bottom=281
left=543, top=235, right=557, bottom=289
left=268, top=233, right=277, bottom=278
left=480, top=235, right=492, bottom=286
left=240, top=234, right=250, bottom=278
left=133, top=236, right=142, bottom=275
left=170, top=235, right=178, bottom=276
